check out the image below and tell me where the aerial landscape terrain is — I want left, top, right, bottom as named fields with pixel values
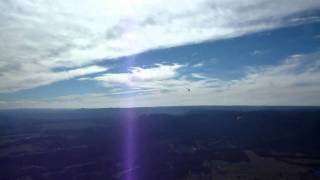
left=1, top=0, right=320, bottom=179
left=1, top=107, right=320, bottom=180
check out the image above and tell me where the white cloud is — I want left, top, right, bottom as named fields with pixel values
left=0, top=65, right=107, bottom=93
left=191, top=73, right=206, bottom=79
left=289, top=16, right=320, bottom=23
left=0, top=0, right=320, bottom=92
left=93, top=64, right=183, bottom=89
left=192, top=63, right=204, bottom=68
left=2, top=51, right=320, bottom=108
left=221, top=53, right=320, bottom=105
left=252, top=50, right=264, bottom=56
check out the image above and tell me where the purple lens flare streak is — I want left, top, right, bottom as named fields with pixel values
left=125, top=108, right=136, bottom=180
left=124, top=55, right=138, bottom=180
left=120, top=14, right=139, bottom=180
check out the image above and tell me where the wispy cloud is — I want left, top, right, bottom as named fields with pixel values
left=2, top=51, right=320, bottom=108
left=192, top=63, right=204, bottom=68
left=0, top=65, right=107, bottom=93
left=191, top=73, right=207, bottom=79
left=251, top=50, right=264, bottom=56
left=0, top=0, right=320, bottom=92
left=90, top=63, right=184, bottom=91
left=221, top=53, right=320, bottom=105
left=289, top=16, right=320, bottom=23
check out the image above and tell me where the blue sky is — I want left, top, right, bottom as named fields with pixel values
left=1, top=0, right=320, bottom=108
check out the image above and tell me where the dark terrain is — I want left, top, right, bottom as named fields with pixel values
left=0, top=106, right=320, bottom=180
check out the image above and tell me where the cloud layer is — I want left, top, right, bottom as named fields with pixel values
left=0, top=65, right=107, bottom=93
left=1, top=0, right=320, bottom=92
left=93, top=64, right=183, bottom=91
left=2, top=51, right=320, bottom=108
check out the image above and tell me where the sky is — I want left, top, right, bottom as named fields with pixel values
left=1, top=0, right=320, bottom=108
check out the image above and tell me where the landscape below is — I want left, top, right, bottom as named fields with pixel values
left=0, top=106, right=320, bottom=180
